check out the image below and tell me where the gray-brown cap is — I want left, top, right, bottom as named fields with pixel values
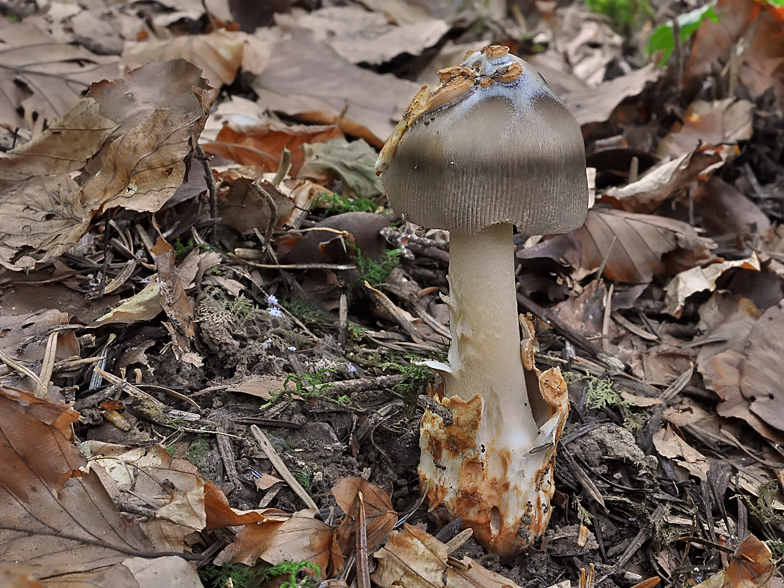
left=376, top=46, right=589, bottom=235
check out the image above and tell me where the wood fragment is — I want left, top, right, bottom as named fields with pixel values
left=355, top=491, right=371, bottom=588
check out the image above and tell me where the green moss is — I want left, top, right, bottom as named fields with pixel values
left=186, top=436, right=210, bottom=468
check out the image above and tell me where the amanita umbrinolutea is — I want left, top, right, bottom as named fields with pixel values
left=376, top=46, right=589, bottom=555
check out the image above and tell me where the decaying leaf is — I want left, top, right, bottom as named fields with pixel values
left=692, top=534, right=779, bottom=588
left=694, top=176, right=770, bottom=236
left=603, top=149, right=723, bottom=214
left=684, top=0, right=784, bottom=102
left=0, top=386, right=203, bottom=586
left=663, top=254, right=761, bottom=317
left=652, top=423, right=710, bottom=479
left=122, top=29, right=269, bottom=88
left=704, top=302, right=784, bottom=443
left=90, top=279, right=164, bottom=326
left=275, top=6, right=449, bottom=66
left=218, top=177, right=294, bottom=235
left=299, top=138, right=384, bottom=200
left=0, top=23, right=120, bottom=130
left=574, top=208, right=715, bottom=283
left=657, top=99, right=754, bottom=159
left=373, top=523, right=523, bottom=588
left=254, top=30, right=421, bottom=146
left=0, top=60, right=217, bottom=271
left=563, top=63, right=659, bottom=127
left=694, top=292, right=762, bottom=373
left=260, top=510, right=343, bottom=579
left=204, top=118, right=343, bottom=176
left=333, top=477, right=397, bottom=556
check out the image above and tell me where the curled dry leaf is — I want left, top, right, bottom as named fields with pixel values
left=693, top=534, right=779, bottom=588
left=574, top=208, right=715, bottom=284
left=373, top=523, right=523, bottom=588
left=333, top=477, right=397, bottom=557
left=684, top=0, right=784, bottom=102
left=694, top=291, right=762, bottom=373
left=218, top=178, right=294, bottom=235
left=0, top=60, right=217, bottom=271
left=652, top=423, right=710, bottom=479
left=663, top=254, right=761, bottom=317
left=704, top=302, right=784, bottom=443
left=563, top=63, right=659, bottom=127
left=694, top=176, right=770, bottom=236
left=603, top=149, right=723, bottom=214
left=122, top=29, right=270, bottom=88
left=148, top=233, right=199, bottom=364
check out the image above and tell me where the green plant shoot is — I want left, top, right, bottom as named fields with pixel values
left=647, top=2, right=719, bottom=66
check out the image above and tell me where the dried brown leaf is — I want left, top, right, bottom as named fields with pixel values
left=652, top=423, right=710, bottom=479
left=0, top=60, right=217, bottom=271
left=574, top=208, right=715, bottom=283
left=204, top=119, right=343, bottom=176
left=0, top=23, right=120, bottom=130
left=657, top=99, right=753, bottom=159
left=563, top=63, right=659, bottom=127
left=0, top=386, right=167, bottom=583
left=663, top=254, right=761, bottom=317
left=149, top=233, right=198, bottom=363
left=275, top=7, right=449, bottom=66
left=603, top=149, right=723, bottom=214
left=694, top=176, right=770, bottom=236
left=704, top=302, right=784, bottom=442
left=684, top=0, right=784, bottom=103
left=254, top=30, right=421, bottom=147
left=373, top=523, right=523, bottom=588
left=333, top=477, right=397, bottom=556
left=122, top=29, right=269, bottom=88
left=260, top=510, right=341, bottom=579
left=218, top=178, right=294, bottom=235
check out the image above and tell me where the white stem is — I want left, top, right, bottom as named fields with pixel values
left=442, top=224, right=538, bottom=449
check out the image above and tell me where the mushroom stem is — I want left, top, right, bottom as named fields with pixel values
left=441, top=223, right=538, bottom=450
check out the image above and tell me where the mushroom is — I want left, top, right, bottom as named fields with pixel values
left=376, top=46, right=589, bottom=555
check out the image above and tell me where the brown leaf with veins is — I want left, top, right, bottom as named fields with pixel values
left=122, top=29, right=269, bottom=89
left=0, top=23, right=120, bottom=130
left=204, top=119, right=343, bottom=176
left=260, top=510, right=343, bottom=579
left=333, top=477, right=397, bottom=557
left=254, top=31, right=421, bottom=147
left=704, top=302, right=784, bottom=443
left=574, top=208, right=715, bottom=283
left=0, top=60, right=217, bottom=271
left=373, top=523, right=523, bottom=588
left=0, top=386, right=161, bottom=583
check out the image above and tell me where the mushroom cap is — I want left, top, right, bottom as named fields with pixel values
left=377, top=46, right=589, bottom=234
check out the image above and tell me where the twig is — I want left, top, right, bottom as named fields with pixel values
left=356, top=491, right=372, bottom=588
left=0, top=350, right=46, bottom=396
left=250, top=425, right=318, bottom=509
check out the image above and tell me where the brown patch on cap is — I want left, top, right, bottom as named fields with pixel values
left=482, top=45, right=510, bottom=59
